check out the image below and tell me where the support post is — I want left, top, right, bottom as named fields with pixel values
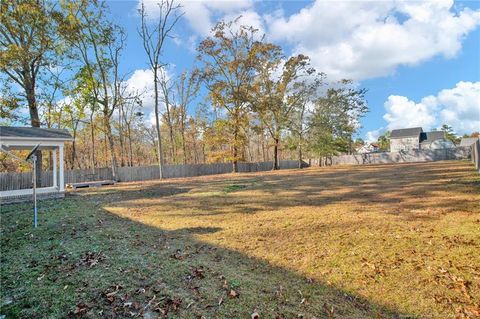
left=53, top=149, right=58, bottom=189
left=59, top=145, right=65, bottom=192
left=32, top=156, right=37, bottom=228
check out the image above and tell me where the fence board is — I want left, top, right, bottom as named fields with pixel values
left=471, top=140, right=480, bottom=172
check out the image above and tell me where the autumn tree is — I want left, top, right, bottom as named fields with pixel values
left=308, top=81, right=368, bottom=161
left=441, top=124, right=460, bottom=145
left=253, top=51, right=322, bottom=169
left=62, top=0, right=126, bottom=179
left=61, top=95, right=87, bottom=169
left=138, top=0, right=182, bottom=178
left=377, top=131, right=391, bottom=151
left=0, top=0, right=65, bottom=182
left=198, top=20, right=268, bottom=172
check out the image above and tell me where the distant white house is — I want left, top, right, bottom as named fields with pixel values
left=390, top=127, right=455, bottom=152
left=357, top=143, right=379, bottom=154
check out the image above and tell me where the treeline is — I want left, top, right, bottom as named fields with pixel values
left=0, top=0, right=367, bottom=175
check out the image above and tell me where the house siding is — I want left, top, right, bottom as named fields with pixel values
left=390, top=137, right=419, bottom=152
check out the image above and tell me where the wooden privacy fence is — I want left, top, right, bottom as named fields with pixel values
left=2, top=145, right=475, bottom=192
left=471, top=140, right=480, bottom=172
left=309, top=147, right=471, bottom=166
left=0, top=160, right=302, bottom=191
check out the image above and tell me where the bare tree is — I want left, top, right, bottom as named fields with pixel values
left=138, top=0, right=183, bottom=178
left=120, top=91, right=143, bottom=167
left=175, top=69, right=200, bottom=164
left=159, top=68, right=176, bottom=162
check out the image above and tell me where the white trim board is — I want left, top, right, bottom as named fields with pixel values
left=0, top=186, right=62, bottom=198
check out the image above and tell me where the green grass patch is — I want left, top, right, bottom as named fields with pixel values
left=1, top=161, right=479, bottom=318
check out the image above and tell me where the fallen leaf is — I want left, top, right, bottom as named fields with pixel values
left=76, top=251, right=105, bottom=268
left=171, top=249, right=184, bottom=260
left=323, top=303, right=334, bottom=319
left=191, top=267, right=205, bottom=279
left=74, top=303, right=89, bottom=316
left=228, top=289, right=239, bottom=298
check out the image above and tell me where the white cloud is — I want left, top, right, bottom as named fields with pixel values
left=383, top=95, right=438, bottom=130
left=365, top=128, right=385, bottom=143
left=267, top=0, right=480, bottom=80
left=379, top=81, right=480, bottom=135
left=125, top=68, right=173, bottom=125
left=138, top=1, right=480, bottom=81
left=222, top=9, right=264, bottom=34
left=125, top=69, right=155, bottom=112
left=437, top=81, right=480, bottom=133
left=138, top=0, right=254, bottom=35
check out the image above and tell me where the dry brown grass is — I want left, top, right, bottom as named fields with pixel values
left=98, top=160, right=480, bottom=318
left=2, top=160, right=479, bottom=318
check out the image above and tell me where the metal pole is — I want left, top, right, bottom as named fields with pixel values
left=32, top=155, right=37, bottom=228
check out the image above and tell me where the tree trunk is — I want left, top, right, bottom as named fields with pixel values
left=348, top=135, right=353, bottom=155
left=256, top=134, right=261, bottom=162
left=262, top=136, right=266, bottom=162
left=169, top=124, right=175, bottom=164
left=90, top=113, right=96, bottom=170
left=25, top=81, right=43, bottom=186
left=104, top=115, right=118, bottom=180
left=273, top=137, right=279, bottom=170
left=154, top=68, right=164, bottom=179
left=71, top=125, right=77, bottom=169
left=127, top=124, right=133, bottom=167
left=298, top=102, right=306, bottom=169
left=118, top=108, right=125, bottom=167
left=181, top=117, right=187, bottom=165
left=103, top=132, right=108, bottom=167
left=232, top=128, right=239, bottom=173
left=298, top=145, right=303, bottom=169
left=233, top=150, right=238, bottom=172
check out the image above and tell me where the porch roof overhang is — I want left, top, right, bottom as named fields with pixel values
left=1, top=126, right=70, bottom=199
left=0, top=126, right=73, bottom=150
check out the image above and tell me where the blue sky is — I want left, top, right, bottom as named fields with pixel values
left=107, top=0, right=480, bottom=141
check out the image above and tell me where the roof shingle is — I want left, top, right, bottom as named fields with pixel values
left=0, top=126, right=72, bottom=140
left=390, top=127, right=423, bottom=138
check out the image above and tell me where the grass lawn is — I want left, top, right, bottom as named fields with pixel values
left=1, top=161, right=479, bottom=318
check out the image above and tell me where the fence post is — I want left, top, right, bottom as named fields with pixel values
left=474, top=140, right=480, bottom=172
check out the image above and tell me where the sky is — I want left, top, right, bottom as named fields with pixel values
left=107, top=0, right=480, bottom=141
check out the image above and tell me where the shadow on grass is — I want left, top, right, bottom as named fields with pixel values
left=1, top=195, right=411, bottom=318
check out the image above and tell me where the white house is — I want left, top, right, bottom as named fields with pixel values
left=390, top=127, right=454, bottom=152
left=357, top=143, right=379, bottom=154
left=0, top=126, right=73, bottom=203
